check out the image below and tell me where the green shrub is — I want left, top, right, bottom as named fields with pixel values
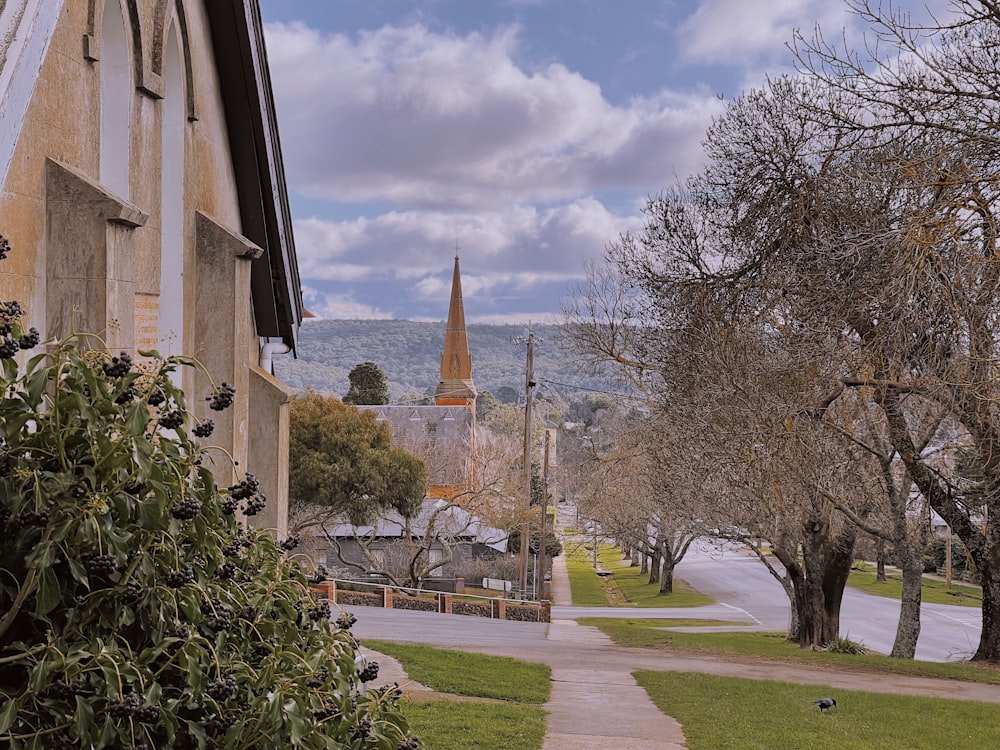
left=0, top=246, right=417, bottom=749
left=823, top=636, right=869, bottom=655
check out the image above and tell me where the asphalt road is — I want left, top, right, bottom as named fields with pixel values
left=670, top=541, right=983, bottom=662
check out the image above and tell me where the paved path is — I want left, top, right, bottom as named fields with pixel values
left=352, top=527, right=1000, bottom=748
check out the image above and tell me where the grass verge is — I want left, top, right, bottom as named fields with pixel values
left=363, top=641, right=549, bottom=749
left=578, top=618, right=1000, bottom=684
left=635, top=670, right=1000, bottom=749
left=848, top=565, right=982, bottom=607
left=364, top=640, right=550, bottom=703
left=564, top=540, right=714, bottom=607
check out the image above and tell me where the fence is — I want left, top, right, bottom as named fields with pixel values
left=314, top=579, right=551, bottom=623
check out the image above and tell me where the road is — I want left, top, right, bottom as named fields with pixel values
left=669, top=541, right=982, bottom=662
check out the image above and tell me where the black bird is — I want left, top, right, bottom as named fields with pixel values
left=813, top=697, right=837, bottom=712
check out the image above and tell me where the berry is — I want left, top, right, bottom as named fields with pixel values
left=192, top=419, right=214, bottom=437
left=398, top=738, right=421, bottom=750
left=279, top=534, right=299, bottom=551
left=170, top=496, right=202, bottom=520
left=228, top=474, right=259, bottom=500
left=18, top=327, right=39, bottom=350
left=206, top=675, right=237, bottom=701
left=217, top=562, right=237, bottom=580
left=0, top=235, right=9, bottom=261
left=147, top=389, right=165, bottom=407
left=158, top=409, right=184, bottom=430
left=207, top=382, right=236, bottom=411
left=165, top=566, right=195, bottom=588
left=102, top=352, right=133, bottom=378
left=0, top=336, right=19, bottom=358
left=335, top=612, right=356, bottom=630
left=114, top=384, right=136, bottom=404
left=220, top=497, right=238, bottom=515
left=352, top=718, right=372, bottom=740
left=86, top=553, right=118, bottom=577
left=243, top=494, right=266, bottom=516
left=357, top=661, right=379, bottom=683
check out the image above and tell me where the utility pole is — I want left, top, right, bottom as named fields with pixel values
left=516, top=329, right=535, bottom=597
left=539, top=429, right=550, bottom=600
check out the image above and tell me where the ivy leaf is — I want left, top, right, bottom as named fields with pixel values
left=0, top=697, right=17, bottom=733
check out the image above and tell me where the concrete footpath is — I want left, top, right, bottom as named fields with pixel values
left=352, top=542, right=1000, bottom=748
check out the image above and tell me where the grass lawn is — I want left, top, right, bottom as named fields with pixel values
left=848, top=565, right=982, bottom=607
left=363, top=641, right=550, bottom=750
left=564, top=540, right=714, bottom=607
left=635, top=670, right=1000, bottom=749
left=578, top=617, right=1000, bottom=684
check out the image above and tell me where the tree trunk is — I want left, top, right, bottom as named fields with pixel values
left=648, top=547, right=661, bottom=584
left=659, top=557, right=674, bottom=593
left=891, top=541, right=922, bottom=658
left=775, top=522, right=856, bottom=650
left=640, top=548, right=649, bottom=575
left=875, top=537, right=886, bottom=583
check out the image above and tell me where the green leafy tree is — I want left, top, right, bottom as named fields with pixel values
left=0, top=318, right=417, bottom=745
left=289, top=390, right=426, bottom=530
left=343, top=362, right=389, bottom=405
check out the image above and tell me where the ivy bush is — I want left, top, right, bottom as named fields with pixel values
left=0, top=237, right=418, bottom=749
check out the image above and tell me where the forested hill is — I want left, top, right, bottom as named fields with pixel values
left=272, top=319, right=605, bottom=402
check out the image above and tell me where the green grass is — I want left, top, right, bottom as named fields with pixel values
left=364, top=640, right=550, bottom=703
left=364, top=641, right=550, bottom=750
left=578, top=617, right=1000, bottom=684
left=635, top=670, right=1000, bottom=749
left=848, top=566, right=982, bottom=607
left=402, top=701, right=547, bottom=750
left=564, top=541, right=715, bottom=607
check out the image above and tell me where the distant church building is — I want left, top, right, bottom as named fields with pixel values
left=359, top=255, right=477, bottom=500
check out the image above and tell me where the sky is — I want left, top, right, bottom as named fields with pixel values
left=258, top=0, right=948, bottom=324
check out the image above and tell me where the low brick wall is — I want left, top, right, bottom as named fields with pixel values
left=319, top=581, right=550, bottom=622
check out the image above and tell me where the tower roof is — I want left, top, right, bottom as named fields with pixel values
left=435, top=255, right=477, bottom=406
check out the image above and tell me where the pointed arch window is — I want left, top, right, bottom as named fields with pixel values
left=99, top=0, right=131, bottom=197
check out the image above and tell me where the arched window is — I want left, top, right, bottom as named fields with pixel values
left=99, top=0, right=130, bottom=197
left=159, top=20, right=185, bottom=359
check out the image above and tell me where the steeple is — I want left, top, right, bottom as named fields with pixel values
left=434, top=255, right=477, bottom=407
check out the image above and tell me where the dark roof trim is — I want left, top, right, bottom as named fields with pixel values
left=204, top=0, right=303, bottom=353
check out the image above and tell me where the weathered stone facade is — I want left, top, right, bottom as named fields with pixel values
left=0, top=0, right=302, bottom=535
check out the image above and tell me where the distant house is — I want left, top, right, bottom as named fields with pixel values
left=320, top=498, right=507, bottom=584
left=0, top=1, right=302, bottom=533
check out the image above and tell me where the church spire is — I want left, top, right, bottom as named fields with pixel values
left=435, top=254, right=477, bottom=407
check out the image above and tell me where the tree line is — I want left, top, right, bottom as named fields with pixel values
left=565, top=0, right=1000, bottom=662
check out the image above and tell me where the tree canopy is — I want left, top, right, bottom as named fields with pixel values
left=289, top=390, right=426, bottom=529
left=343, top=361, right=389, bottom=405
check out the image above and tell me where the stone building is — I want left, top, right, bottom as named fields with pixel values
left=0, top=0, right=302, bottom=534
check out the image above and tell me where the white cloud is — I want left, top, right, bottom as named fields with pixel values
left=302, top=286, right=394, bottom=320
left=264, top=21, right=723, bottom=208
left=677, top=0, right=850, bottom=65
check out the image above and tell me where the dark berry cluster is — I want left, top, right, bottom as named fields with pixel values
left=279, top=534, right=299, bottom=551
left=206, top=675, right=237, bottom=701
left=216, top=561, right=237, bottom=580
left=0, top=235, right=9, bottom=261
left=222, top=533, right=250, bottom=557
left=106, top=691, right=141, bottom=720
left=352, top=719, right=373, bottom=740
left=398, top=737, right=421, bottom=750
left=311, top=566, right=330, bottom=585
left=18, top=327, right=39, bottom=350
left=147, top=388, right=165, bottom=407
left=114, top=384, right=136, bottom=405
left=170, top=496, right=202, bottom=520
left=243, top=494, right=266, bottom=516
left=165, top=626, right=191, bottom=640
left=48, top=679, right=91, bottom=699
left=208, top=715, right=237, bottom=736
left=86, top=553, right=119, bottom=577
left=357, top=661, right=380, bottom=683
left=207, top=382, right=235, bottom=411
left=20, top=506, right=52, bottom=527
left=308, top=602, right=329, bottom=622
left=335, top=611, right=356, bottom=630
left=192, top=419, right=214, bottom=438
left=158, top=409, right=184, bottom=430
left=228, top=474, right=259, bottom=500
left=165, top=565, right=195, bottom=588
left=200, top=597, right=233, bottom=631
left=305, top=666, right=329, bottom=689
left=221, top=497, right=238, bottom=515
left=314, top=702, right=340, bottom=721
left=0, top=336, right=19, bottom=359
left=102, top=352, right=133, bottom=378
left=118, top=581, right=142, bottom=604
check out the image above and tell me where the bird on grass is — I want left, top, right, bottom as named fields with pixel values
left=813, top=697, right=837, bottom=712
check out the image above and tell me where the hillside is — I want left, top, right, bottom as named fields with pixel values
left=273, top=319, right=605, bottom=402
